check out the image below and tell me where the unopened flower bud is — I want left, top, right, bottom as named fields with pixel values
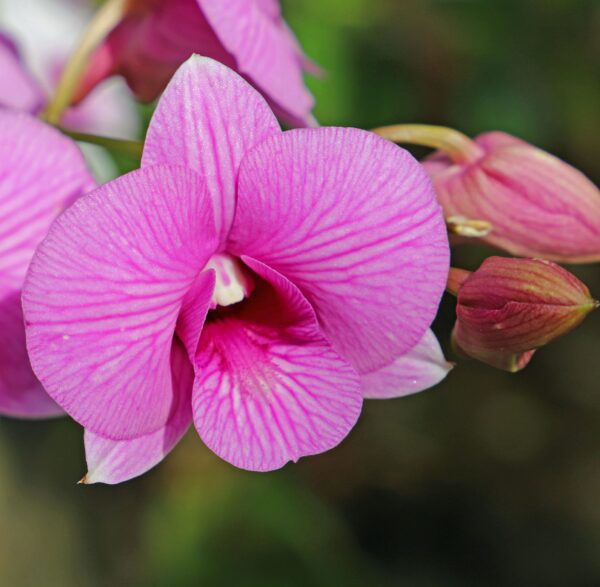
left=448, top=257, right=598, bottom=372
left=373, top=125, right=600, bottom=263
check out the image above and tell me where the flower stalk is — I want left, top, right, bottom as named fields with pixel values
left=372, top=124, right=484, bottom=164
left=58, top=127, right=144, bottom=159
left=43, top=0, right=127, bottom=124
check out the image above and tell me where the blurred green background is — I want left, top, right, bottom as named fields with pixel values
left=1, top=0, right=599, bottom=585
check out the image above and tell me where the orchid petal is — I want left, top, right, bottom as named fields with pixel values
left=23, top=165, right=218, bottom=438
left=0, top=34, right=44, bottom=113
left=0, top=292, right=62, bottom=418
left=0, top=110, right=94, bottom=290
left=197, top=0, right=315, bottom=125
left=229, top=127, right=449, bottom=374
left=361, top=329, right=453, bottom=399
left=83, top=339, right=193, bottom=485
left=0, top=110, right=93, bottom=418
left=176, top=270, right=216, bottom=363
left=192, top=257, right=362, bottom=472
left=253, top=0, right=282, bottom=20
left=142, top=55, right=280, bottom=243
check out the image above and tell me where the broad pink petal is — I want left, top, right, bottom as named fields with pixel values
left=192, top=257, right=362, bottom=472
left=0, top=34, right=44, bottom=113
left=83, top=339, right=193, bottom=484
left=197, top=0, right=315, bottom=125
left=361, top=329, right=453, bottom=399
left=229, top=128, right=450, bottom=373
left=23, top=165, right=218, bottom=438
left=0, top=110, right=93, bottom=418
left=142, top=56, right=280, bottom=243
left=0, top=109, right=95, bottom=292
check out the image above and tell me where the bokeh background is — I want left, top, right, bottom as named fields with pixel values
left=1, top=0, right=599, bottom=585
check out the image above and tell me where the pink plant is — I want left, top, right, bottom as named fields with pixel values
left=0, top=0, right=139, bottom=142
left=448, top=257, right=598, bottom=372
left=423, top=131, right=600, bottom=263
left=75, top=0, right=316, bottom=126
left=23, top=57, right=451, bottom=482
left=0, top=109, right=95, bottom=417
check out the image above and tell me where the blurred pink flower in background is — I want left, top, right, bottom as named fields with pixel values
left=23, top=58, right=450, bottom=482
left=75, top=0, right=316, bottom=126
left=423, top=131, right=600, bottom=264
left=0, top=0, right=140, bottom=178
left=0, top=34, right=44, bottom=113
left=0, top=110, right=95, bottom=417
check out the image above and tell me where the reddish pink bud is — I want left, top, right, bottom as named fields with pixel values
left=423, top=131, right=600, bottom=263
left=449, top=257, right=598, bottom=372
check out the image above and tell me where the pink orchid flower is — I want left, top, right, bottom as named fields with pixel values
left=75, top=0, right=316, bottom=126
left=23, top=57, right=450, bottom=482
left=0, top=109, right=95, bottom=417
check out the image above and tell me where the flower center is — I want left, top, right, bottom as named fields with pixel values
left=205, top=254, right=255, bottom=309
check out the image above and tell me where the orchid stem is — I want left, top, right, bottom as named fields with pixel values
left=372, top=124, right=484, bottom=164
left=59, top=128, right=143, bottom=160
left=43, top=0, right=127, bottom=125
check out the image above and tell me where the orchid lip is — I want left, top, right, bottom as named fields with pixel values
left=205, top=253, right=255, bottom=309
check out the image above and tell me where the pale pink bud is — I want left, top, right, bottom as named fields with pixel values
left=448, top=257, right=598, bottom=372
left=424, top=131, right=600, bottom=263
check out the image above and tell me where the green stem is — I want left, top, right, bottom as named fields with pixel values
left=372, top=124, right=484, bottom=164
left=60, top=128, right=143, bottom=160
left=43, top=0, right=127, bottom=124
